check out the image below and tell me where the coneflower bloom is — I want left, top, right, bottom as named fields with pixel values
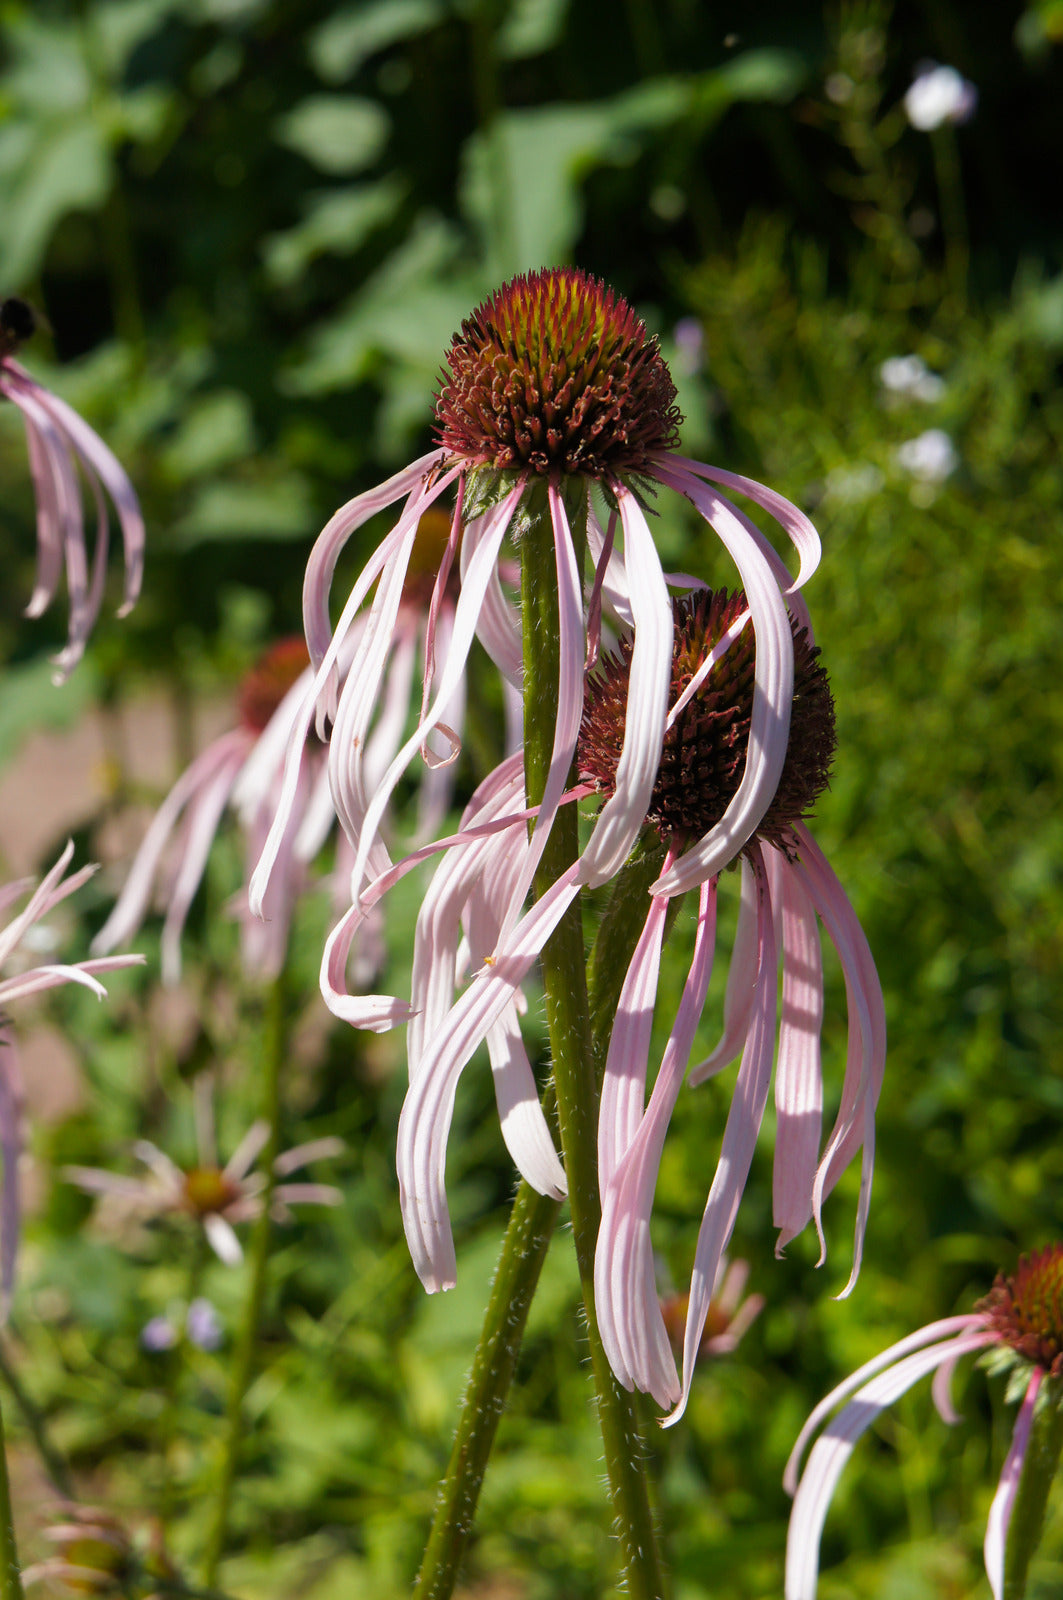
left=252, top=267, right=822, bottom=938
left=0, top=842, right=143, bottom=1310
left=65, top=1075, right=343, bottom=1266
left=92, top=637, right=334, bottom=985
left=582, top=588, right=885, bottom=1423
left=785, top=1246, right=1063, bottom=1600
left=0, top=297, right=144, bottom=682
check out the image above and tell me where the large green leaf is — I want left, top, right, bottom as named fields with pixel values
left=274, top=94, right=391, bottom=175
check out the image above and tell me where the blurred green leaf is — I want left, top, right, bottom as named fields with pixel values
left=308, top=0, right=445, bottom=84
left=274, top=94, right=391, bottom=175
left=497, top=0, right=571, bottom=59
left=261, top=178, right=405, bottom=287
left=160, top=390, right=256, bottom=479
left=0, top=653, right=99, bottom=767
left=171, top=477, right=314, bottom=544
left=0, top=116, right=110, bottom=287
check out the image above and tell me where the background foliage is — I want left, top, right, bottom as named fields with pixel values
left=2, top=0, right=1062, bottom=1595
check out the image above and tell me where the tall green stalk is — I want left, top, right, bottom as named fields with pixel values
left=520, top=488, right=667, bottom=1600
left=0, top=1390, right=24, bottom=1600
left=201, top=976, right=285, bottom=1586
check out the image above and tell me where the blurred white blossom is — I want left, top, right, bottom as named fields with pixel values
left=904, top=63, right=977, bottom=131
left=879, top=354, right=946, bottom=403
left=895, top=428, right=958, bottom=483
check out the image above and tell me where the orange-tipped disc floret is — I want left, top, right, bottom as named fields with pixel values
left=578, top=588, right=836, bottom=856
left=434, top=268, right=682, bottom=479
left=979, top=1245, right=1063, bottom=1377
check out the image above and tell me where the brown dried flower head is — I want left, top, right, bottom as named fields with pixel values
left=979, top=1244, right=1063, bottom=1377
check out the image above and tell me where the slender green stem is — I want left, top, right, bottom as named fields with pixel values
left=413, top=1182, right=561, bottom=1600
left=413, top=848, right=667, bottom=1598
left=0, top=1334, right=73, bottom=1498
left=1004, top=1373, right=1063, bottom=1600
left=521, top=489, right=667, bottom=1600
left=200, top=977, right=285, bottom=1586
left=0, top=1389, right=24, bottom=1600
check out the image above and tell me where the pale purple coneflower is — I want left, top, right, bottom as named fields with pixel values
left=251, top=268, right=822, bottom=950
left=0, top=842, right=143, bottom=1312
left=0, top=297, right=144, bottom=682
left=579, top=587, right=885, bottom=1424
left=92, top=637, right=331, bottom=985
left=659, top=1255, right=764, bottom=1361
left=64, top=1074, right=343, bottom=1266
left=785, top=1246, right=1063, bottom=1600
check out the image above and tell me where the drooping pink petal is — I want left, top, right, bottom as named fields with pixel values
left=790, top=823, right=886, bottom=1293
left=689, top=855, right=760, bottom=1084
left=486, top=1006, right=567, bottom=1198
left=651, top=463, right=795, bottom=897
left=769, top=851, right=825, bottom=1250
left=665, top=847, right=776, bottom=1426
left=782, top=1315, right=989, bottom=1494
left=985, top=1367, right=1042, bottom=1600
left=597, top=887, right=671, bottom=1193
left=784, top=1327, right=996, bottom=1600
left=345, top=478, right=526, bottom=905
left=580, top=486, right=672, bottom=889
left=595, top=878, right=716, bottom=1407
left=395, top=863, right=582, bottom=1292
left=319, top=900, right=415, bottom=1031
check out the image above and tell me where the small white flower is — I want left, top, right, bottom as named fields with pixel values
left=895, top=428, right=958, bottom=483
left=904, top=63, right=978, bottom=131
left=878, top=355, right=946, bottom=404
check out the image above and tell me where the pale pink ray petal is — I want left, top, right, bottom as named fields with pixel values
left=586, top=506, right=632, bottom=629
left=319, top=900, right=415, bottom=1031
left=595, top=879, right=716, bottom=1406
left=273, top=1136, right=345, bottom=1175
left=597, top=888, right=670, bottom=1192
left=28, top=377, right=146, bottom=614
left=665, top=848, right=776, bottom=1426
left=61, top=1167, right=159, bottom=1199
left=985, top=1367, right=1042, bottom=1600
left=463, top=515, right=523, bottom=686
left=132, top=1139, right=185, bottom=1190
left=158, top=742, right=250, bottom=985
left=663, top=453, right=822, bottom=604
left=203, top=1213, right=244, bottom=1267
left=784, top=1331, right=995, bottom=1600
left=770, top=852, right=825, bottom=1250
left=665, top=603, right=751, bottom=731
left=494, top=482, right=584, bottom=938
left=91, top=731, right=249, bottom=962
left=396, top=863, right=582, bottom=1293
left=223, top=1119, right=271, bottom=1183
left=584, top=505, right=617, bottom=669
left=790, top=823, right=886, bottom=1292
left=272, top=1182, right=343, bottom=1207
left=486, top=1005, right=567, bottom=1198
left=16, top=406, right=64, bottom=616
left=782, top=1315, right=988, bottom=1493
left=301, top=452, right=445, bottom=668
left=651, top=463, right=795, bottom=898
left=689, top=855, right=759, bottom=1084
left=0, top=958, right=139, bottom=1005
left=347, top=479, right=526, bottom=906
left=581, top=486, right=672, bottom=889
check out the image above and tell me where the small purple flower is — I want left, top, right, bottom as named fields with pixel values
left=0, top=297, right=144, bottom=682
left=786, top=1247, right=1063, bottom=1600
left=141, top=1314, right=179, bottom=1352
left=186, top=1296, right=224, bottom=1350
left=904, top=63, right=978, bottom=132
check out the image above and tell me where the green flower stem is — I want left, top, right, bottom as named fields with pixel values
left=413, top=1181, right=562, bottom=1600
left=201, top=976, right=285, bottom=1587
left=0, top=1333, right=73, bottom=1498
left=0, top=1389, right=24, bottom=1600
left=1004, top=1373, right=1063, bottom=1600
left=521, top=487, right=668, bottom=1600
left=413, top=848, right=669, bottom=1599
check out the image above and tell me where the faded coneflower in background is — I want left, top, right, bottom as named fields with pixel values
left=0, top=296, right=144, bottom=681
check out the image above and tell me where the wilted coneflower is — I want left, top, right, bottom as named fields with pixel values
left=785, top=1246, right=1063, bottom=1600
left=251, top=267, right=822, bottom=938
left=92, top=637, right=333, bottom=985
left=579, top=588, right=885, bottom=1423
left=0, top=296, right=144, bottom=682
left=0, top=843, right=143, bottom=1311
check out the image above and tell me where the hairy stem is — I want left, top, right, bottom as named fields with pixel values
left=200, top=977, right=285, bottom=1585
left=0, top=1390, right=24, bottom=1600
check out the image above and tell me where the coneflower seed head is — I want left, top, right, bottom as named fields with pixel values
left=979, top=1245, right=1063, bottom=1376
left=435, top=268, right=682, bottom=479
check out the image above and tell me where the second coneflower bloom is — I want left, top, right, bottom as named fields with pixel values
left=582, top=587, right=885, bottom=1421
